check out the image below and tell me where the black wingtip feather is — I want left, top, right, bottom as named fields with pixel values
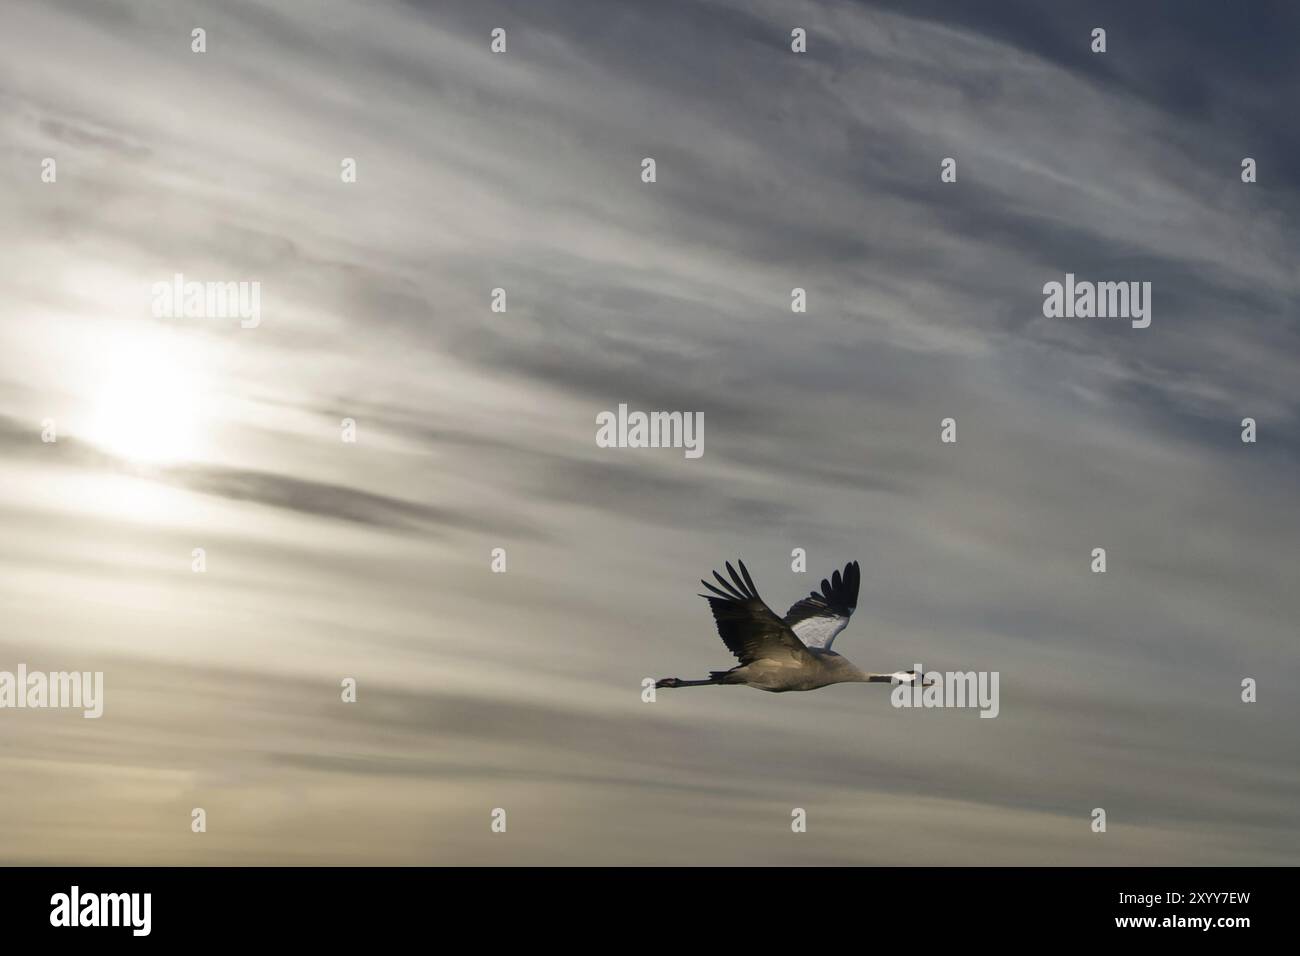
left=701, top=559, right=765, bottom=605
left=725, top=561, right=747, bottom=596
left=712, top=569, right=738, bottom=598
left=701, top=579, right=730, bottom=600
left=792, top=560, right=862, bottom=615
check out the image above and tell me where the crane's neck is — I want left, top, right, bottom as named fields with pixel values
left=859, top=669, right=922, bottom=684
left=819, top=654, right=920, bottom=686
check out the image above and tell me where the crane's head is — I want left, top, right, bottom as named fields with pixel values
left=893, top=669, right=936, bottom=687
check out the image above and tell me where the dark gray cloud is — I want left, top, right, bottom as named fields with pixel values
left=0, top=414, right=523, bottom=535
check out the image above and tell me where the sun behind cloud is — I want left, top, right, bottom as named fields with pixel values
left=85, top=331, right=209, bottom=465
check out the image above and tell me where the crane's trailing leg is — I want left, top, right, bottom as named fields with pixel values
left=657, top=668, right=740, bottom=689
left=655, top=675, right=720, bottom=688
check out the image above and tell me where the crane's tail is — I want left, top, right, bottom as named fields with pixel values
left=656, top=672, right=729, bottom=689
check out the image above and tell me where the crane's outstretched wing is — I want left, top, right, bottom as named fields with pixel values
left=783, top=560, right=859, bottom=650
left=699, top=560, right=814, bottom=666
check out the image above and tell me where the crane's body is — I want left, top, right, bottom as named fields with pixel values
left=656, top=559, right=927, bottom=694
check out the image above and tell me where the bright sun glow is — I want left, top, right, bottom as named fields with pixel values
left=87, top=333, right=208, bottom=464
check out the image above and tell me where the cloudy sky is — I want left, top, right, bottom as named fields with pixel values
left=1, top=0, right=1297, bottom=864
